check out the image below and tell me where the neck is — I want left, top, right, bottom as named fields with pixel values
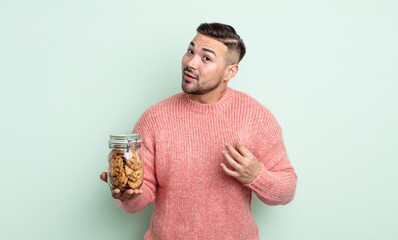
left=189, top=87, right=228, bottom=104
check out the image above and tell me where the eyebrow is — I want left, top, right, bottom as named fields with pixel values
left=190, top=42, right=216, bottom=56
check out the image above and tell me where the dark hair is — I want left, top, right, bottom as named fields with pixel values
left=196, top=22, right=246, bottom=63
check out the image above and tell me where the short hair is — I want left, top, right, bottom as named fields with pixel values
left=196, top=22, right=246, bottom=63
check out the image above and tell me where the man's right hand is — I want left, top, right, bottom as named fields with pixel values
left=100, top=172, right=143, bottom=201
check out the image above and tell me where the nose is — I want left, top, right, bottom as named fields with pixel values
left=185, top=55, right=200, bottom=70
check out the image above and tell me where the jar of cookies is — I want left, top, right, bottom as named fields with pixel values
left=108, top=134, right=143, bottom=191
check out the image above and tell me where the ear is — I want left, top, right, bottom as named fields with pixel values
left=223, top=64, right=239, bottom=83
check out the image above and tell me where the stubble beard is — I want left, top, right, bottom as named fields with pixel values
left=181, top=76, right=222, bottom=95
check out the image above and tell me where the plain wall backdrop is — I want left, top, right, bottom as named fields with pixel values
left=1, top=0, right=397, bottom=239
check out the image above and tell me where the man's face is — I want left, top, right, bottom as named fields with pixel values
left=181, top=34, right=229, bottom=95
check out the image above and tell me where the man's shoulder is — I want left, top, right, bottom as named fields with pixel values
left=232, top=88, right=281, bottom=130
left=232, top=88, right=271, bottom=114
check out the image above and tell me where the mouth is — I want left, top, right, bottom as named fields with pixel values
left=183, top=71, right=198, bottom=82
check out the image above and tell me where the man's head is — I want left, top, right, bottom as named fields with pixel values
left=181, top=23, right=246, bottom=103
left=196, top=23, right=246, bottom=64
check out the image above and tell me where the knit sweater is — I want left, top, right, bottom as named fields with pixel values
left=117, top=87, right=297, bottom=240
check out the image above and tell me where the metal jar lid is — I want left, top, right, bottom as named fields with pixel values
left=109, top=133, right=141, bottom=149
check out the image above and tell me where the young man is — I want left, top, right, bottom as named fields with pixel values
left=101, top=22, right=297, bottom=240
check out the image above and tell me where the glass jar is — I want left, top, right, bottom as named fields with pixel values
left=108, top=133, right=143, bottom=191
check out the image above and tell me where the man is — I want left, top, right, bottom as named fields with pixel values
left=101, top=22, right=297, bottom=239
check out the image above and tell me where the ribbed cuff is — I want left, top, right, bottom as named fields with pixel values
left=244, top=163, right=275, bottom=193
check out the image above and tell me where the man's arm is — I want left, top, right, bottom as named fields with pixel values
left=221, top=111, right=297, bottom=206
left=101, top=113, right=158, bottom=213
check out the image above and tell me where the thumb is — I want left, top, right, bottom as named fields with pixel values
left=100, top=172, right=108, bottom=182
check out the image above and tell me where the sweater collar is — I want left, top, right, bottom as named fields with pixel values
left=181, top=87, right=235, bottom=114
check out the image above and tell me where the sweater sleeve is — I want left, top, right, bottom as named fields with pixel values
left=115, top=112, right=157, bottom=213
left=244, top=109, right=297, bottom=206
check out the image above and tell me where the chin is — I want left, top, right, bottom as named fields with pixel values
left=181, top=82, right=191, bottom=94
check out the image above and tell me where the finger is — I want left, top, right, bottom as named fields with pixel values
left=111, top=189, right=122, bottom=199
left=133, top=189, right=143, bottom=195
left=100, top=172, right=108, bottom=182
left=121, top=189, right=143, bottom=201
left=235, top=142, right=255, bottom=158
left=128, top=189, right=143, bottom=199
left=222, top=150, right=242, bottom=172
left=220, top=163, right=240, bottom=178
left=120, top=189, right=134, bottom=201
left=225, top=144, right=244, bottom=164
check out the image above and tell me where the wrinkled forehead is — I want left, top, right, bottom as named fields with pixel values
left=190, top=34, right=228, bottom=56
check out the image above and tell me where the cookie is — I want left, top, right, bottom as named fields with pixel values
left=126, top=158, right=142, bottom=171
left=132, top=168, right=143, bottom=180
left=127, top=177, right=143, bottom=189
left=108, top=148, right=143, bottom=191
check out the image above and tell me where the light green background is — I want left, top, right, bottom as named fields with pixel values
left=1, top=0, right=397, bottom=239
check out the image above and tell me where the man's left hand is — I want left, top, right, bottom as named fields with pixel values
left=221, top=142, right=262, bottom=184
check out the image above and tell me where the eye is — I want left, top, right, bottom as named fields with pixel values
left=187, top=49, right=194, bottom=54
left=203, top=56, right=211, bottom=61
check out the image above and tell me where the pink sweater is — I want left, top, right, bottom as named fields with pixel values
left=117, top=87, right=297, bottom=240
